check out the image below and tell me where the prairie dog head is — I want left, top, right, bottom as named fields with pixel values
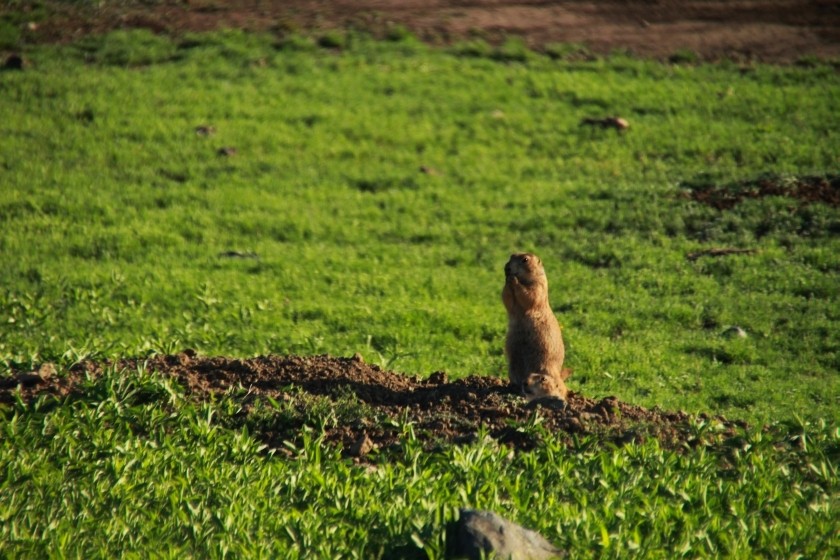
left=503, top=253, right=549, bottom=311
left=523, top=373, right=567, bottom=401
left=504, top=253, right=546, bottom=286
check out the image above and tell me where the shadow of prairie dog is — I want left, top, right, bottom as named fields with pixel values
left=502, top=253, right=568, bottom=398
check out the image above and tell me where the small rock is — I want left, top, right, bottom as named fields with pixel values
left=349, top=434, right=375, bottom=457
left=448, top=508, right=565, bottom=560
left=721, top=326, right=748, bottom=339
left=607, top=117, right=629, bottom=130
left=37, top=363, right=56, bottom=380
left=217, top=146, right=237, bottom=157
left=195, top=125, right=216, bottom=136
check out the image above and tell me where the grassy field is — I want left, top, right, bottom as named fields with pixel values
left=1, top=29, right=839, bottom=557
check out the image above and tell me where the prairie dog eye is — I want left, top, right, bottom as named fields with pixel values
left=522, top=256, right=529, bottom=263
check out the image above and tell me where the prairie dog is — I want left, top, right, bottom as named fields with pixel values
left=523, top=370, right=572, bottom=401
left=523, top=373, right=566, bottom=401
left=502, top=253, right=568, bottom=397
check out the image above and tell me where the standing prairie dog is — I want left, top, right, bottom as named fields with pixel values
left=502, top=253, right=568, bottom=399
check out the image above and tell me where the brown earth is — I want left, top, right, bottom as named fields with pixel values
left=9, top=0, right=840, bottom=63
left=1, top=352, right=746, bottom=459
left=683, top=174, right=840, bottom=210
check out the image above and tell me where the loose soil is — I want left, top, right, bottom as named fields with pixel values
left=1, top=352, right=745, bottom=459
left=10, top=0, right=840, bottom=63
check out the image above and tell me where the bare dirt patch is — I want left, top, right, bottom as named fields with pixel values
left=682, top=174, right=840, bottom=210
left=11, top=0, right=840, bottom=63
left=1, top=352, right=745, bottom=458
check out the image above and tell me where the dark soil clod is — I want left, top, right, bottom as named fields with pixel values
left=580, top=116, right=629, bottom=130
left=687, top=247, right=758, bottom=261
left=2, top=54, right=25, bottom=71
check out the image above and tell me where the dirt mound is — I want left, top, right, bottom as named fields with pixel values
left=1, top=353, right=745, bottom=458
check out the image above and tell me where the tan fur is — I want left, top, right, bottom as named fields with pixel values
left=502, top=253, right=568, bottom=397
left=523, top=373, right=568, bottom=401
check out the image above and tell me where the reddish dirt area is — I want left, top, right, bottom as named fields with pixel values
left=11, top=0, right=840, bottom=63
left=1, top=352, right=746, bottom=459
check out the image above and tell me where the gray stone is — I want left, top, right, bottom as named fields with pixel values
left=448, top=509, right=564, bottom=560
left=721, top=326, right=748, bottom=339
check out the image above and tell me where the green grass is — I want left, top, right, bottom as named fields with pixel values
left=1, top=29, right=839, bottom=557
left=3, top=367, right=838, bottom=558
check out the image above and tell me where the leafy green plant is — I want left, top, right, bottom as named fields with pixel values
left=1, top=375, right=838, bottom=558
